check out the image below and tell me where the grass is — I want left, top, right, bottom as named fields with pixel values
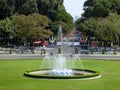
left=0, top=59, right=120, bottom=90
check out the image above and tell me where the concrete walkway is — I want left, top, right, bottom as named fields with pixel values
left=0, top=54, right=120, bottom=60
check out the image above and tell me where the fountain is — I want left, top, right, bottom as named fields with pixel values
left=24, top=25, right=100, bottom=79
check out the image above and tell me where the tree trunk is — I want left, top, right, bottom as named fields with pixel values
left=119, top=35, right=120, bottom=47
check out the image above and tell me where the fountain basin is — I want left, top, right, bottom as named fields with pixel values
left=24, top=69, right=100, bottom=79
left=50, top=69, right=73, bottom=76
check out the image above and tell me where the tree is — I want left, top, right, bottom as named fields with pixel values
left=12, top=13, right=53, bottom=45
left=0, top=0, right=14, bottom=19
left=76, top=0, right=120, bottom=47
left=0, top=0, right=39, bottom=19
left=28, top=13, right=53, bottom=40
left=110, top=0, right=120, bottom=14
left=83, top=0, right=111, bottom=18
left=37, top=0, right=74, bottom=35
left=15, top=0, right=38, bottom=15
left=75, top=18, right=97, bottom=37
left=96, top=13, right=120, bottom=45
left=0, top=17, right=16, bottom=45
left=0, top=0, right=74, bottom=36
left=83, top=0, right=120, bottom=18
left=76, top=12, right=120, bottom=47
left=56, top=11, right=74, bottom=33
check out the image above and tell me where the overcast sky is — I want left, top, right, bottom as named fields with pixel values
left=63, top=0, right=86, bottom=19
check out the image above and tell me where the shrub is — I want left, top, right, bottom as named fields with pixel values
left=74, top=48, right=79, bottom=54
left=10, top=48, right=12, bottom=54
left=90, top=48, right=94, bottom=54
left=102, top=49, right=105, bottom=54
left=58, top=47, right=61, bottom=54
left=113, top=47, right=117, bottom=55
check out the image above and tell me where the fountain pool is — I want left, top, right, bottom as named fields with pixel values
left=24, top=25, right=100, bottom=80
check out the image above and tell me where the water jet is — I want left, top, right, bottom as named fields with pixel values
left=24, top=26, right=100, bottom=80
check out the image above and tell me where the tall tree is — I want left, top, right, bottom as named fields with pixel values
left=76, top=13, right=120, bottom=46
left=0, top=0, right=14, bottom=19
left=12, top=13, right=53, bottom=45
left=15, top=0, right=38, bottom=15
left=83, top=0, right=111, bottom=18
left=0, top=17, right=16, bottom=45
left=37, top=0, right=74, bottom=35
left=96, top=13, right=120, bottom=42
left=83, top=0, right=120, bottom=18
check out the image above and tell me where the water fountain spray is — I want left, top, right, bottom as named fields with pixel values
left=24, top=25, right=100, bottom=79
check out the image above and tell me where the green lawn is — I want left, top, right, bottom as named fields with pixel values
left=0, top=59, right=120, bottom=90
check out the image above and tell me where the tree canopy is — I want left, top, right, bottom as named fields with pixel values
left=0, top=0, right=74, bottom=46
left=83, top=0, right=120, bottom=18
left=76, top=0, right=120, bottom=46
left=0, top=0, right=74, bottom=34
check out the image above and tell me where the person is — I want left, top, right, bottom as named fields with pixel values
left=80, top=37, right=82, bottom=44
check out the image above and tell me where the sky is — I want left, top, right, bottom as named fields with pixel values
left=63, top=0, right=86, bottom=19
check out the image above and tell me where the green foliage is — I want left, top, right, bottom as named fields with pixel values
left=0, top=0, right=14, bottom=19
left=80, top=0, right=120, bottom=43
left=56, top=11, right=74, bottom=34
left=90, top=48, right=94, bottom=54
left=0, top=13, right=53, bottom=46
left=0, top=0, right=74, bottom=45
left=42, top=49, right=46, bottom=54
left=0, top=17, right=16, bottom=39
left=76, top=13, right=120, bottom=45
left=32, top=50, right=34, bottom=54
left=113, top=47, right=117, bottom=55
left=83, top=0, right=120, bottom=18
left=12, top=13, right=53, bottom=42
left=92, top=2, right=109, bottom=17
left=102, top=49, right=105, bottom=54
left=38, top=0, right=74, bottom=35
left=74, top=48, right=79, bottom=54
left=14, top=0, right=38, bottom=15
left=37, top=0, right=64, bottom=16
left=58, top=47, right=61, bottom=54
left=21, top=50, right=23, bottom=54
left=9, top=48, right=12, bottom=54
left=96, top=13, right=120, bottom=41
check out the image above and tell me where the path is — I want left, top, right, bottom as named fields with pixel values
left=0, top=54, right=120, bottom=60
